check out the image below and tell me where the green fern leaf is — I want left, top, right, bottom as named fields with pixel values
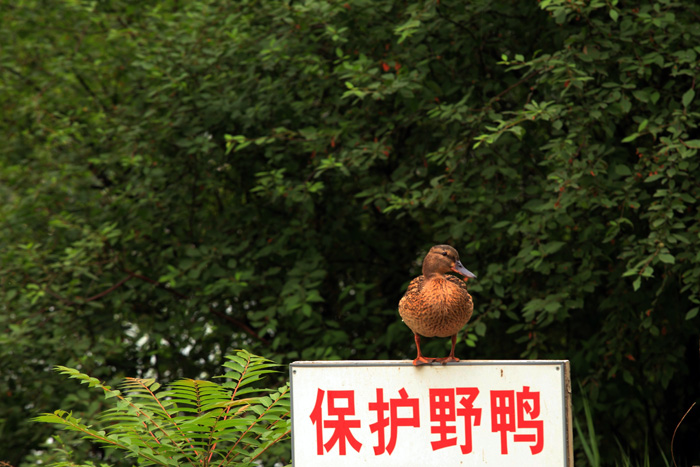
left=36, top=349, right=290, bottom=466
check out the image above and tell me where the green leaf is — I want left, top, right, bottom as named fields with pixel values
left=105, top=390, right=121, bottom=399
left=632, top=276, right=642, bottom=291
left=623, top=370, right=633, bottom=385
left=682, top=88, right=695, bottom=108
left=632, top=90, right=648, bottom=103
left=506, top=324, right=523, bottom=334
left=542, top=241, right=565, bottom=255
left=620, top=98, right=631, bottom=113
left=658, top=253, right=675, bottom=264
left=615, top=164, right=631, bottom=176
left=686, top=307, right=699, bottom=320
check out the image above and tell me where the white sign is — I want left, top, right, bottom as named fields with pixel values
left=290, top=360, right=572, bottom=466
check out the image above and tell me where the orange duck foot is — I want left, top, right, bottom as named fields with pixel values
left=435, top=356, right=460, bottom=365
left=413, top=356, right=437, bottom=366
left=434, top=335, right=461, bottom=364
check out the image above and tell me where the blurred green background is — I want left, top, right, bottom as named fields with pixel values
left=1, top=0, right=699, bottom=464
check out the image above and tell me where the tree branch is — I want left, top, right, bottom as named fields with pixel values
left=1, top=65, right=43, bottom=93
left=124, top=267, right=269, bottom=344
left=84, top=274, right=133, bottom=302
left=210, top=308, right=269, bottom=345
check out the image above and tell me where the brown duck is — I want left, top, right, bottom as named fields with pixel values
left=399, top=245, right=476, bottom=366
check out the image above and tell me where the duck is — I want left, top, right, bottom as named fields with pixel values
left=398, top=245, right=476, bottom=366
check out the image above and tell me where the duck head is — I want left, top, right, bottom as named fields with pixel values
left=422, top=244, right=477, bottom=279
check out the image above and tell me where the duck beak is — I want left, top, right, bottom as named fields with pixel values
left=452, top=260, right=477, bottom=279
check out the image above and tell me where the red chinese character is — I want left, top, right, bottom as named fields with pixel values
left=490, top=390, right=515, bottom=454
left=368, top=388, right=389, bottom=455
left=388, top=388, right=420, bottom=453
left=429, top=388, right=457, bottom=450
left=456, top=387, right=481, bottom=454
left=309, top=389, right=362, bottom=455
left=514, top=386, right=544, bottom=454
left=310, top=388, right=326, bottom=455
left=368, top=388, right=420, bottom=455
left=491, top=387, right=544, bottom=455
left=430, top=388, right=482, bottom=453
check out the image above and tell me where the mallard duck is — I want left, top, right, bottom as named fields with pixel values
left=399, top=245, right=476, bottom=366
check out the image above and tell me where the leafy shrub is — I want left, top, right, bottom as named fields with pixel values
left=34, top=350, right=290, bottom=466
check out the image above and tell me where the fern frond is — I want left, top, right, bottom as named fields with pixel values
left=220, top=350, right=280, bottom=399
left=217, top=382, right=291, bottom=466
left=33, top=410, right=169, bottom=465
left=119, top=378, right=177, bottom=415
left=54, top=366, right=117, bottom=395
left=37, top=349, right=290, bottom=466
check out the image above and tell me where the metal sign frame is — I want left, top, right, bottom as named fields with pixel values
left=290, top=360, right=573, bottom=466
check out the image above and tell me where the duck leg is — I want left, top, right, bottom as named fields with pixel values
left=413, top=333, right=436, bottom=366
left=436, top=335, right=460, bottom=364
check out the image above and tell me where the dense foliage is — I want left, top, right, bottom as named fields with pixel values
left=1, top=0, right=698, bottom=464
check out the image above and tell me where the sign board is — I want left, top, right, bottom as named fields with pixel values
left=290, top=360, right=572, bottom=466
